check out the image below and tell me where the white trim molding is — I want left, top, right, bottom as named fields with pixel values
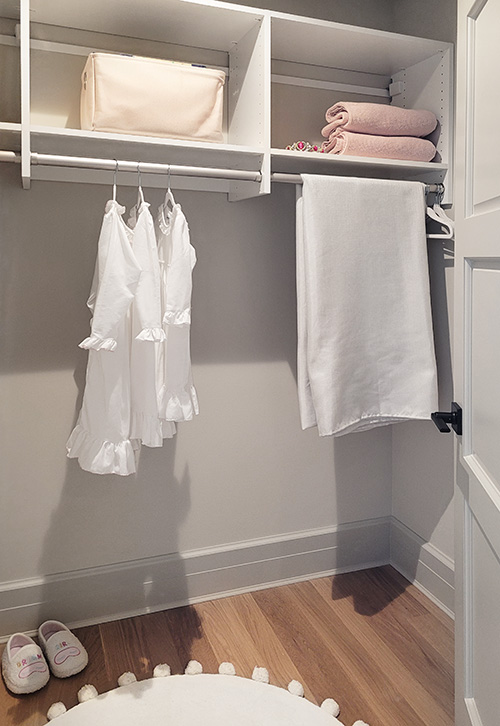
left=390, top=517, right=455, bottom=618
left=0, top=517, right=390, bottom=640
left=0, top=516, right=455, bottom=639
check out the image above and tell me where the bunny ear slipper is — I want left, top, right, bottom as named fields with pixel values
left=38, top=621, right=88, bottom=678
left=1, top=633, right=50, bottom=694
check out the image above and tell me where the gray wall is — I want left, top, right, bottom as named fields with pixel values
left=0, top=166, right=392, bottom=584
left=224, top=0, right=394, bottom=30
left=390, top=0, right=457, bottom=563
left=392, top=0, right=457, bottom=42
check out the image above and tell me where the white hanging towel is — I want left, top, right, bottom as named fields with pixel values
left=66, top=200, right=142, bottom=475
left=156, top=190, right=199, bottom=426
left=297, top=174, right=438, bottom=436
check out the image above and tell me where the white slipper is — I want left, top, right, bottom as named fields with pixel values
left=1, top=633, right=50, bottom=694
left=38, top=621, right=88, bottom=678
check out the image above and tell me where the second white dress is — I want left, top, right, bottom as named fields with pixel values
left=156, top=189, right=199, bottom=427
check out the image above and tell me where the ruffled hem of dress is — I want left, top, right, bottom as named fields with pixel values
left=79, top=335, right=117, bottom=351
left=158, top=384, right=199, bottom=422
left=135, top=327, right=166, bottom=342
left=66, top=425, right=137, bottom=476
left=161, top=420, right=177, bottom=439
left=163, top=309, right=191, bottom=326
left=130, top=411, right=165, bottom=448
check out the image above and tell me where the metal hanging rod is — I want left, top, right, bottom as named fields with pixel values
left=0, top=151, right=262, bottom=183
left=271, top=171, right=444, bottom=195
left=0, top=151, right=444, bottom=195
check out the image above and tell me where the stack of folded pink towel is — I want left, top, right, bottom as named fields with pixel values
left=321, top=101, right=438, bottom=162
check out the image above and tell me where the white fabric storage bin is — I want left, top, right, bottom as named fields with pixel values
left=81, top=53, right=225, bottom=143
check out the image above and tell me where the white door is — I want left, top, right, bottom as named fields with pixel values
left=454, top=1, right=500, bottom=725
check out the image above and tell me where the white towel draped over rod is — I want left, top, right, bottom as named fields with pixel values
left=0, top=150, right=444, bottom=196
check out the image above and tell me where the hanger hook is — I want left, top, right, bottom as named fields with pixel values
left=167, top=164, right=171, bottom=191
left=112, top=159, right=119, bottom=201
left=137, top=161, right=142, bottom=189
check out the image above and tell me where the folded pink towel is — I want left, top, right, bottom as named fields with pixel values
left=321, top=131, right=436, bottom=162
left=321, top=102, right=437, bottom=139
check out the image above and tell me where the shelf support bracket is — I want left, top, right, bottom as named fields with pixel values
left=20, top=0, right=31, bottom=189
left=389, top=80, right=405, bottom=98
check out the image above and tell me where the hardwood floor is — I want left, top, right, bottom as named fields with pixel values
left=0, top=565, right=454, bottom=726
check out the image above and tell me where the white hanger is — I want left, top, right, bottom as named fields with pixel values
left=137, top=161, right=145, bottom=206
left=164, top=166, right=176, bottom=207
left=112, top=159, right=119, bottom=201
left=160, top=165, right=176, bottom=228
left=426, top=202, right=454, bottom=239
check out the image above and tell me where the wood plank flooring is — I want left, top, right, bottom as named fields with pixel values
left=0, top=565, right=454, bottom=726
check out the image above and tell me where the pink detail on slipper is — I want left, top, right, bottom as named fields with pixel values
left=19, top=662, right=49, bottom=679
left=54, top=647, right=81, bottom=665
left=38, top=620, right=88, bottom=678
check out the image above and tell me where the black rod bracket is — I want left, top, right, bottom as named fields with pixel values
left=431, top=402, right=462, bottom=435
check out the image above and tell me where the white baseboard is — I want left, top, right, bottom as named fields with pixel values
left=0, top=517, right=390, bottom=640
left=390, top=517, right=454, bottom=618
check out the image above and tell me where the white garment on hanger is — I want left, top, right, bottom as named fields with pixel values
left=66, top=200, right=142, bottom=475
left=156, top=191, right=199, bottom=425
left=128, top=192, right=172, bottom=447
left=297, top=174, right=438, bottom=436
left=67, top=184, right=200, bottom=475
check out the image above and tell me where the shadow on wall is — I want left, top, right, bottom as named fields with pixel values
left=324, top=236, right=455, bottom=616
left=35, top=287, right=202, bottom=674
left=388, top=237, right=455, bottom=589
left=4, top=447, right=200, bottom=725
left=0, top=172, right=302, bottom=721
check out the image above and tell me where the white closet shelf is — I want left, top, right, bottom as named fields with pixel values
left=271, top=148, right=448, bottom=181
left=29, top=127, right=266, bottom=171
left=0, top=0, right=265, bottom=51
left=0, top=0, right=454, bottom=197
left=270, top=12, right=450, bottom=76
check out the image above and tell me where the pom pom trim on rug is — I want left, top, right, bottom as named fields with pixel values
left=77, top=684, right=98, bottom=703
left=118, top=672, right=137, bottom=687
left=153, top=663, right=171, bottom=678
left=218, top=661, right=236, bottom=675
left=47, top=702, right=67, bottom=720
left=287, top=679, right=304, bottom=697
left=43, top=660, right=370, bottom=725
left=252, top=666, right=269, bottom=683
left=184, top=660, right=203, bottom=675
left=321, top=698, right=341, bottom=717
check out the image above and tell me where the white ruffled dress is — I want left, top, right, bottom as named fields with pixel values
left=156, top=191, right=199, bottom=425
left=66, top=199, right=142, bottom=476
left=127, top=193, right=175, bottom=446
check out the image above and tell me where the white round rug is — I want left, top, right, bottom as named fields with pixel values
left=46, top=672, right=350, bottom=726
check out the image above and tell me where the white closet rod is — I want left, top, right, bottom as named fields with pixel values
left=0, top=150, right=444, bottom=194
left=271, top=171, right=444, bottom=195
left=0, top=151, right=261, bottom=182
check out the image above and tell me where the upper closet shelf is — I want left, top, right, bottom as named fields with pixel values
left=0, top=0, right=264, bottom=50
left=271, top=148, right=448, bottom=183
left=270, top=12, right=450, bottom=74
left=30, top=127, right=266, bottom=172
left=0, top=0, right=454, bottom=199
